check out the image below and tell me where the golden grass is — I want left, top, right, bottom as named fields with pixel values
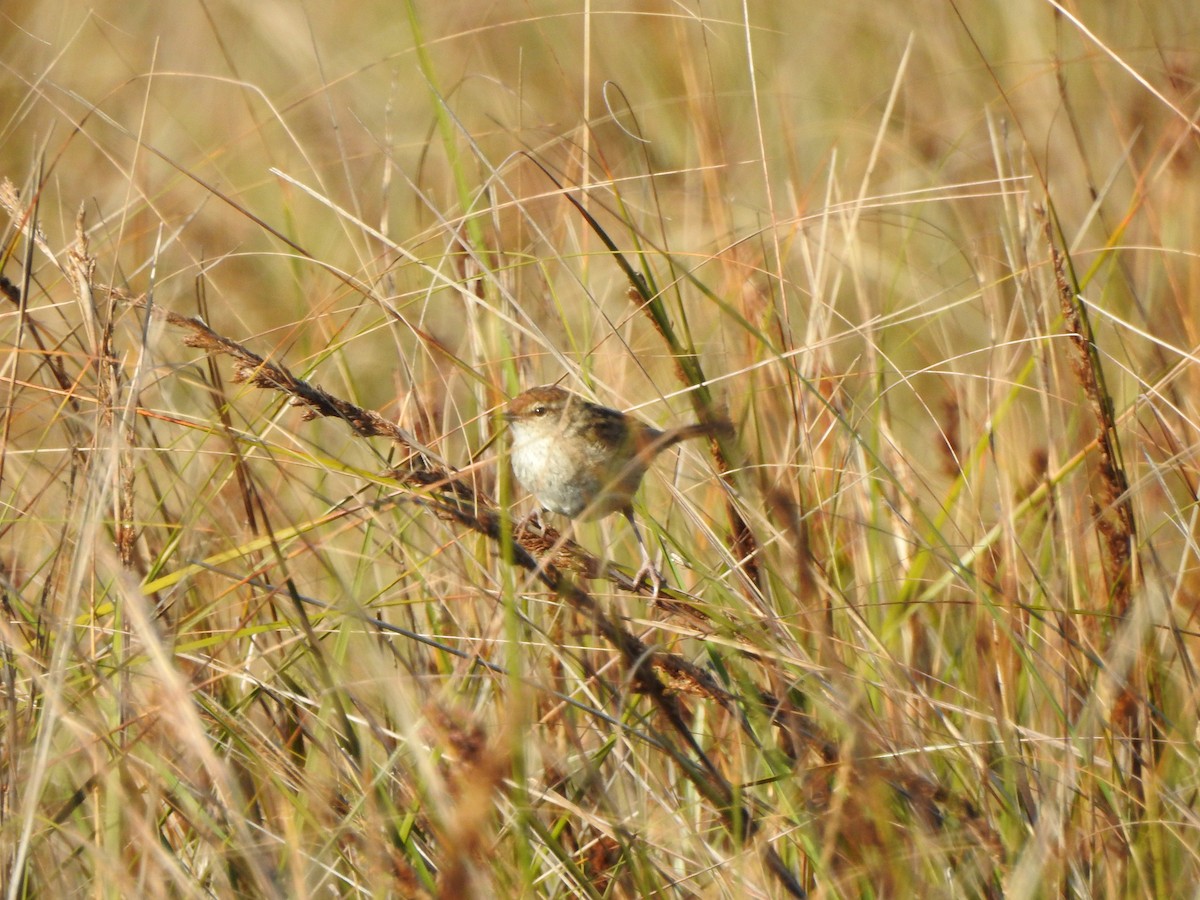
left=3, top=1, right=1199, bottom=896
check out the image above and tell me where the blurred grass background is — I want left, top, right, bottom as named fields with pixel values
left=2, top=1, right=1199, bottom=896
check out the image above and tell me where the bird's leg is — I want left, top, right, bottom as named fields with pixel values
left=624, top=507, right=665, bottom=596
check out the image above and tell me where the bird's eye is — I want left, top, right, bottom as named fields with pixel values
left=532, top=404, right=546, bottom=416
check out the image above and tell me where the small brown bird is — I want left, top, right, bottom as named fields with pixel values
left=503, top=385, right=721, bottom=589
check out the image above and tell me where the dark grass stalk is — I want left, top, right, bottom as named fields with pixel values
left=1041, top=211, right=1136, bottom=617
left=1041, top=207, right=1151, bottom=823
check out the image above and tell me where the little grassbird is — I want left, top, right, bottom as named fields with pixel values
left=503, top=385, right=723, bottom=590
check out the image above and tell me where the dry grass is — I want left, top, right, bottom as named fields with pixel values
left=3, top=1, right=1200, bottom=897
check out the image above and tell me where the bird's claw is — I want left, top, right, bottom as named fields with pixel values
left=632, top=562, right=666, bottom=597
